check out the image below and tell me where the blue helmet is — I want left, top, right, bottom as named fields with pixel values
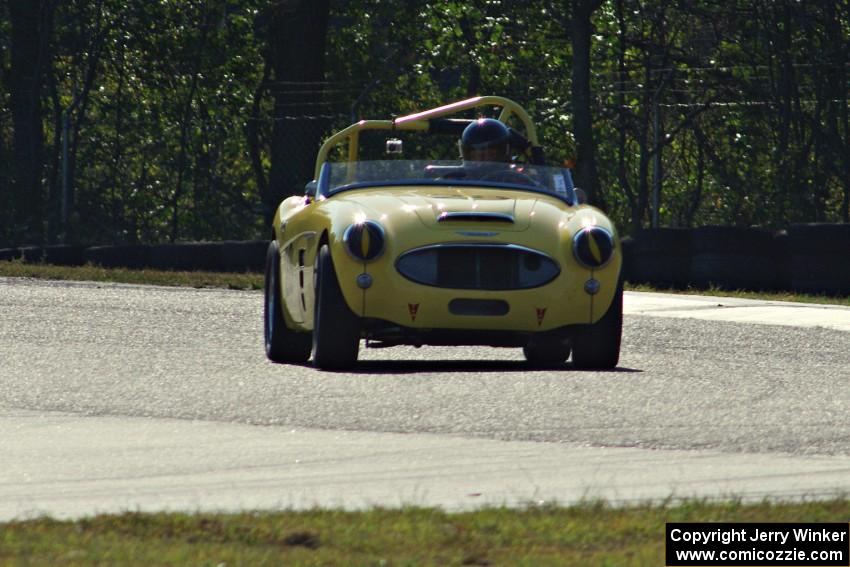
left=461, top=118, right=510, bottom=161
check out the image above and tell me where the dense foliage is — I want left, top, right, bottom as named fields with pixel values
left=1, top=0, right=848, bottom=246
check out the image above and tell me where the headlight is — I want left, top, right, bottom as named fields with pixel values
left=573, top=226, right=614, bottom=269
left=343, top=221, right=386, bottom=261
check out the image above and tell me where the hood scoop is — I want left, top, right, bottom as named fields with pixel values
left=438, top=211, right=515, bottom=223
left=395, top=189, right=534, bottom=231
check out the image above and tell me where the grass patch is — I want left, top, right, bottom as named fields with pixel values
left=1, top=500, right=848, bottom=565
left=0, top=260, right=263, bottom=290
left=625, top=282, right=850, bottom=307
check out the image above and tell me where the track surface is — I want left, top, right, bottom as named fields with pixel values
left=1, top=278, right=849, bottom=518
left=3, top=278, right=848, bottom=453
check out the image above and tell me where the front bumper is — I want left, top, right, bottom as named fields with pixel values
left=334, top=242, right=621, bottom=332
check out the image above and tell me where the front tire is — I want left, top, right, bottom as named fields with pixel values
left=572, top=283, right=623, bottom=370
left=264, top=241, right=312, bottom=363
left=312, top=244, right=360, bottom=370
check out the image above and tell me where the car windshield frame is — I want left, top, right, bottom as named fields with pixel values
left=317, top=160, right=578, bottom=205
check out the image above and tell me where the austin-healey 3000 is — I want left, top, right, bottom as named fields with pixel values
left=264, top=96, right=622, bottom=370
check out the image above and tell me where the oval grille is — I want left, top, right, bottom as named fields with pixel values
left=396, top=244, right=560, bottom=290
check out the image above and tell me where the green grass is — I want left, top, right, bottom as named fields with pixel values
left=1, top=500, right=848, bottom=566
left=0, top=260, right=847, bottom=306
left=625, top=282, right=850, bottom=307
left=0, top=260, right=263, bottom=290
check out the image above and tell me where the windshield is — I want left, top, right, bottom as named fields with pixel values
left=317, top=160, right=577, bottom=204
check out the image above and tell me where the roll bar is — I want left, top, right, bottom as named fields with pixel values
left=313, top=96, right=541, bottom=179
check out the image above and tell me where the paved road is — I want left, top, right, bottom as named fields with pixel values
left=1, top=278, right=848, bottom=519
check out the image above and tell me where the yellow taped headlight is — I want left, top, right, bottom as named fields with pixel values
left=343, top=221, right=386, bottom=262
left=573, top=226, right=614, bottom=269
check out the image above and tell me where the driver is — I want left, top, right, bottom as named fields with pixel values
left=460, top=118, right=511, bottom=163
left=456, top=118, right=540, bottom=187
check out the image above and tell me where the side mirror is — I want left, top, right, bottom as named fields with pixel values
left=574, top=187, right=588, bottom=205
left=305, top=180, right=318, bottom=198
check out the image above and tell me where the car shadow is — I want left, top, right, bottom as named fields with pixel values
left=325, top=360, right=644, bottom=375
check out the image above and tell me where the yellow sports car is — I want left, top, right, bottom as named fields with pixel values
left=264, top=96, right=622, bottom=370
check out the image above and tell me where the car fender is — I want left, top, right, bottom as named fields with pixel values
left=562, top=205, right=622, bottom=323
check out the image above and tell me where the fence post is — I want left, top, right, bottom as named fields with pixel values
left=652, top=99, right=661, bottom=229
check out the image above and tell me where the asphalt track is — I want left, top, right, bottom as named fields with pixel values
left=1, top=278, right=848, bottom=520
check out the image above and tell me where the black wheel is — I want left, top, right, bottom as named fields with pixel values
left=523, top=338, right=571, bottom=368
left=572, top=283, right=623, bottom=370
left=312, top=244, right=360, bottom=370
left=264, top=241, right=312, bottom=363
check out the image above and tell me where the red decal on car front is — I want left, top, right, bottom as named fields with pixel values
left=408, top=303, right=420, bottom=321
left=536, top=307, right=546, bottom=327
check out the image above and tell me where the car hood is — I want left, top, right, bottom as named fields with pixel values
left=323, top=186, right=616, bottom=263
left=330, top=186, right=561, bottom=232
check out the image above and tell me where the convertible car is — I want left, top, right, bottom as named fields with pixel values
left=264, top=96, right=622, bottom=370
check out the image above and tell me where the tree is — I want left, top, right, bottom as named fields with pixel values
left=569, top=0, right=603, bottom=207
left=7, top=0, right=53, bottom=242
left=256, top=0, right=330, bottom=225
left=3, top=0, right=850, bottom=247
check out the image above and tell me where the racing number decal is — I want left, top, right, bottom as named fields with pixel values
left=408, top=303, right=420, bottom=322
left=535, top=307, right=547, bottom=327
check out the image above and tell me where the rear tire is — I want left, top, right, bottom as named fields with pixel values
left=264, top=241, right=312, bottom=363
left=572, top=284, right=622, bottom=370
left=312, top=244, right=360, bottom=370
